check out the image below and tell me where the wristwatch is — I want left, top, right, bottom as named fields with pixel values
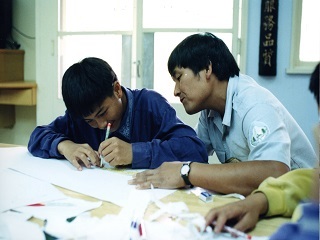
left=180, top=161, right=193, bottom=187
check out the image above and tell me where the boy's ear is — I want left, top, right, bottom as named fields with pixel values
left=113, top=81, right=122, bottom=98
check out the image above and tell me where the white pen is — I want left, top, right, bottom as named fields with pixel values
left=212, top=221, right=252, bottom=239
left=100, top=122, right=111, bottom=167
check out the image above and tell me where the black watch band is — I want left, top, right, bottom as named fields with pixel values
left=180, top=161, right=193, bottom=187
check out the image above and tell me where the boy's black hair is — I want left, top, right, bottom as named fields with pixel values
left=309, top=63, right=319, bottom=106
left=62, top=57, right=117, bottom=118
left=167, top=32, right=240, bottom=80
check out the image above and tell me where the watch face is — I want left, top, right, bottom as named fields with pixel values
left=181, top=164, right=189, bottom=175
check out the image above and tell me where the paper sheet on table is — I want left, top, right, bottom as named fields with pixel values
left=0, top=211, right=45, bottom=240
left=1, top=147, right=175, bottom=207
left=14, top=197, right=102, bottom=221
left=0, top=146, right=27, bottom=170
left=0, top=168, right=66, bottom=213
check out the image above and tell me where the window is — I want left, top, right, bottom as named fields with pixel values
left=58, top=0, right=247, bottom=102
left=287, top=0, right=320, bottom=74
left=58, top=0, right=133, bottom=97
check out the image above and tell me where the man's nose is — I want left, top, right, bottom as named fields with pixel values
left=174, top=83, right=180, bottom=97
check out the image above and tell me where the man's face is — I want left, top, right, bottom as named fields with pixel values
left=171, top=67, right=210, bottom=115
left=83, top=82, right=124, bottom=131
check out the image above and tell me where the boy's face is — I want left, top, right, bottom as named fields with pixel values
left=172, top=67, right=212, bottom=115
left=83, top=82, right=124, bottom=131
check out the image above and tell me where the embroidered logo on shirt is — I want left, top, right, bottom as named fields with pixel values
left=250, top=123, right=269, bottom=147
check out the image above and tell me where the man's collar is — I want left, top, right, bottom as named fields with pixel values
left=207, top=75, right=238, bottom=127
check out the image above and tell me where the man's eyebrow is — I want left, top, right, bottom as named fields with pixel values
left=172, top=69, right=178, bottom=77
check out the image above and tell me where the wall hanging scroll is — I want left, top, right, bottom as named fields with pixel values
left=259, top=0, right=279, bottom=76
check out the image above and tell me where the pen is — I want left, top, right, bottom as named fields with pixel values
left=100, top=122, right=111, bottom=167
left=139, top=219, right=147, bottom=240
left=27, top=202, right=74, bottom=207
left=129, top=217, right=139, bottom=240
left=212, top=221, right=252, bottom=239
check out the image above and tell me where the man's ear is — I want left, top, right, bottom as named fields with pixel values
left=205, top=62, right=213, bottom=79
left=113, top=81, right=122, bottom=98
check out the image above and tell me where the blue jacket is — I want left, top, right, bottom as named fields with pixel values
left=28, top=87, right=208, bottom=169
left=269, top=203, right=319, bottom=240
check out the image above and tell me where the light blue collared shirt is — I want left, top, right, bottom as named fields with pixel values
left=196, top=74, right=317, bottom=169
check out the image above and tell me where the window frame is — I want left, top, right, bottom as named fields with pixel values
left=58, top=0, right=248, bottom=92
left=135, top=0, right=248, bottom=89
left=35, top=0, right=248, bottom=125
left=287, top=0, right=319, bottom=74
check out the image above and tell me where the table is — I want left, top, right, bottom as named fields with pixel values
left=1, top=144, right=291, bottom=237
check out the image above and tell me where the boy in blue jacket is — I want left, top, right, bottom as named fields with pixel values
left=28, top=57, right=208, bottom=170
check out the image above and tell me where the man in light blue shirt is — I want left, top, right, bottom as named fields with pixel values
left=197, top=73, right=315, bottom=169
left=129, top=33, right=317, bottom=196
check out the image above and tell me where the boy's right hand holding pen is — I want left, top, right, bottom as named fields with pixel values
left=98, top=122, right=134, bottom=168
left=99, top=122, right=111, bottom=167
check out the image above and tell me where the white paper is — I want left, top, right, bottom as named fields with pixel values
left=0, top=218, right=45, bottom=240
left=14, top=197, right=102, bottom=221
left=1, top=147, right=175, bottom=207
left=0, top=146, right=27, bottom=170
left=0, top=168, right=66, bottom=212
left=0, top=211, right=45, bottom=240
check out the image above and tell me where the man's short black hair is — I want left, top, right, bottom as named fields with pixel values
left=167, top=32, right=239, bottom=81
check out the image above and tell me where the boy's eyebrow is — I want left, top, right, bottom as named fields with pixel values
left=83, top=107, right=103, bottom=120
left=94, top=107, right=104, bottom=117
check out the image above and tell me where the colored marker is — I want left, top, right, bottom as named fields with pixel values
left=100, top=122, right=111, bottom=167
left=27, top=202, right=74, bottom=207
left=129, top=217, right=140, bottom=240
left=139, top=219, right=147, bottom=240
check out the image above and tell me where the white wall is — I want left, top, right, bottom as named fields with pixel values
left=0, top=0, right=36, bottom=145
left=0, top=0, right=318, bottom=155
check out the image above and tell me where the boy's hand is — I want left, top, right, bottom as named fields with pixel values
left=58, top=140, right=99, bottom=170
left=98, top=137, right=133, bottom=167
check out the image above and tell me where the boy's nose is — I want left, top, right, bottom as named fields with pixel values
left=97, top=119, right=107, bottom=129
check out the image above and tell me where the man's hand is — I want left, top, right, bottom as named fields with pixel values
left=128, top=161, right=186, bottom=189
left=57, top=140, right=99, bottom=170
left=205, top=192, right=268, bottom=233
left=98, top=137, right=133, bottom=167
